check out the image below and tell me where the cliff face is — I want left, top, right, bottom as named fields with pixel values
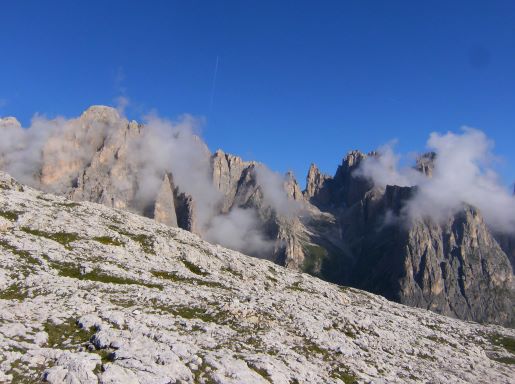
left=302, top=152, right=514, bottom=326
left=342, top=186, right=514, bottom=326
left=1, top=106, right=513, bottom=326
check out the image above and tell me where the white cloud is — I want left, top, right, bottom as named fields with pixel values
left=356, top=128, right=515, bottom=234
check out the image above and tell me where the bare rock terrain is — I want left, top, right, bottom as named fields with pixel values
left=1, top=172, right=514, bottom=383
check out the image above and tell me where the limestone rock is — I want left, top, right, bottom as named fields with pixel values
left=304, top=163, right=331, bottom=206
left=153, top=173, right=178, bottom=227
left=175, top=191, right=197, bottom=233
left=415, top=152, right=436, bottom=177
left=0, top=171, right=514, bottom=383
left=211, top=149, right=257, bottom=213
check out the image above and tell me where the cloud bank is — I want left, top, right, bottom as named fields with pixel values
left=356, top=128, right=515, bottom=234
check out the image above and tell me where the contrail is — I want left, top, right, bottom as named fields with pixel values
left=209, top=55, right=220, bottom=114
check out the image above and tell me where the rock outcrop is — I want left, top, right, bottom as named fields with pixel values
left=415, top=152, right=437, bottom=177
left=296, top=151, right=514, bottom=326
left=304, top=163, right=331, bottom=205
left=1, top=172, right=514, bottom=383
left=153, top=173, right=178, bottom=227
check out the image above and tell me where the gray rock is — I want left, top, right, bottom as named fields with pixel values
left=0, top=171, right=514, bottom=383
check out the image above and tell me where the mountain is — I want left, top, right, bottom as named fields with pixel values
left=1, top=172, right=514, bottom=383
left=0, top=106, right=513, bottom=327
left=302, top=153, right=514, bottom=327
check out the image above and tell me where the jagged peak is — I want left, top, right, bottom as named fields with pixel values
left=341, top=150, right=368, bottom=168
left=80, top=105, right=122, bottom=122
left=415, top=152, right=437, bottom=177
left=0, top=116, right=21, bottom=129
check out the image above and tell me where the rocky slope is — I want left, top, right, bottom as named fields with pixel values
left=1, top=172, right=515, bottom=383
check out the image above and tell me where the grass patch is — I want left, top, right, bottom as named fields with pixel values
left=183, top=259, right=208, bottom=276
left=426, top=335, right=457, bottom=348
left=54, top=264, right=163, bottom=290
left=92, top=236, right=124, bottom=246
left=330, top=366, right=359, bottom=384
left=56, top=202, right=80, bottom=208
left=0, top=284, right=28, bottom=301
left=20, top=227, right=79, bottom=250
left=152, top=270, right=226, bottom=289
left=295, top=338, right=332, bottom=361
left=247, top=362, right=272, bottom=382
left=6, top=359, right=47, bottom=384
left=302, top=244, right=327, bottom=275
left=491, top=356, right=515, bottom=365
left=221, top=266, right=243, bottom=278
left=44, top=318, right=96, bottom=349
left=107, top=226, right=154, bottom=254
left=418, top=352, right=436, bottom=361
left=0, top=209, right=21, bottom=221
left=0, top=239, right=40, bottom=265
left=288, top=281, right=306, bottom=292
left=343, top=326, right=357, bottom=339
left=169, top=306, right=223, bottom=323
left=193, top=357, right=217, bottom=384
left=489, top=334, right=515, bottom=354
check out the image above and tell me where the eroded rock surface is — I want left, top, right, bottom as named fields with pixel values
left=1, top=172, right=514, bottom=383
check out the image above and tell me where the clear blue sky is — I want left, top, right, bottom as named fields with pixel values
left=1, top=1, right=514, bottom=187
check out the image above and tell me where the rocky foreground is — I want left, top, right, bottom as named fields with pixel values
left=0, top=172, right=514, bottom=384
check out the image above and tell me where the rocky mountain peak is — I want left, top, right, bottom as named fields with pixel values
left=416, top=151, right=437, bottom=177
left=304, top=163, right=332, bottom=206
left=80, top=105, right=122, bottom=123
left=0, top=116, right=21, bottom=129
left=283, top=171, right=304, bottom=202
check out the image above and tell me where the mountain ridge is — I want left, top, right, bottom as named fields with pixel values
left=0, top=106, right=513, bottom=327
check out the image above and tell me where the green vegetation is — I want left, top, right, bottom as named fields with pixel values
left=193, top=357, right=217, bottom=384
left=5, top=359, right=47, bottom=384
left=36, top=195, right=53, bottom=202
left=418, top=352, right=436, bottom=362
left=0, top=284, right=28, bottom=301
left=56, top=202, right=80, bottom=208
left=44, top=318, right=96, bottom=349
left=302, top=244, right=327, bottom=275
left=0, top=239, right=40, bottom=265
left=489, top=334, right=515, bottom=354
left=20, top=227, right=79, bottom=250
left=488, top=334, right=515, bottom=365
left=152, top=270, right=226, bottom=289
left=343, top=326, right=357, bottom=339
left=168, top=305, right=226, bottom=323
left=183, top=259, right=208, bottom=276
left=288, top=281, right=306, bottom=292
left=426, top=334, right=457, bottom=348
left=107, top=225, right=154, bottom=254
left=92, top=236, right=124, bottom=246
left=491, top=356, right=515, bottom=365
left=0, top=209, right=21, bottom=221
left=54, top=264, right=163, bottom=290
left=295, top=338, right=332, bottom=361
left=330, top=366, right=359, bottom=384
left=247, top=362, right=272, bottom=382
left=220, top=266, right=243, bottom=278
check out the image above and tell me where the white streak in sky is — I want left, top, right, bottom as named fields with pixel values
left=209, top=56, right=220, bottom=113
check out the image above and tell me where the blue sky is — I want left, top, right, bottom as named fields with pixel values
left=1, top=1, right=514, bottom=187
